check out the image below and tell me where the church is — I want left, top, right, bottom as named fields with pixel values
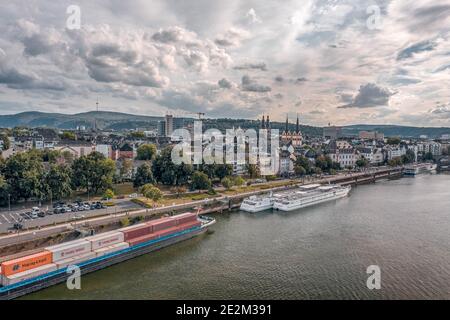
left=281, top=114, right=303, bottom=147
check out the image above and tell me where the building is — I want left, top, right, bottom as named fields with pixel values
left=329, top=148, right=360, bottom=168
left=359, top=131, right=385, bottom=141
left=55, top=142, right=95, bottom=158
left=280, top=115, right=303, bottom=147
left=418, top=141, right=442, bottom=156
left=157, top=121, right=166, bottom=137
left=323, top=125, right=343, bottom=140
left=118, top=143, right=135, bottom=160
left=165, top=114, right=174, bottom=137
left=95, top=144, right=113, bottom=159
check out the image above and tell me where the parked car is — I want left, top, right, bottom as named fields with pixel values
left=38, top=211, right=46, bottom=218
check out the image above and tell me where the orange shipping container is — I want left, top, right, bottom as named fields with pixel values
left=1, top=251, right=53, bottom=276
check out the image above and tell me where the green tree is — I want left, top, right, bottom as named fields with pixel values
left=294, top=165, right=306, bottom=176
left=71, top=152, right=115, bottom=194
left=0, top=175, right=10, bottom=206
left=233, top=176, right=245, bottom=187
left=140, top=184, right=163, bottom=202
left=190, top=171, right=212, bottom=191
left=2, top=151, right=44, bottom=202
left=136, top=144, right=157, bottom=160
left=387, top=137, right=401, bottom=145
left=401, top=149, right=416, bottom=164
left=133, top=162, right=155, bottom=188
left=214, top=164, right=233, bottom=180
left=315, top=155, right=333, bottom=172
left=45, top=164, right=72, bottom=201
left=388, top=156, right=403, bottom=167
left=221, top=177, right=233, bottom=190
left=246, top=163, right=260, bottom=178
left=294, top=155, right=311, bottom=174
left=423, top=152, right=434, bottom=161
left=356, top=158, right=369, bottom=168
left=60, top=131, right=77, bottom=140
left=119, top=159, right=133, bottom=181
left=103, top=188, right=115, bottom=200
left=152, top=146, right=193, bottom=185
left=0, top=134, right=10, bottom=151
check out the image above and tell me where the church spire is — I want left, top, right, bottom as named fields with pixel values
left=266, top=115, right=270, bottom=129
left=296, top=114, right=299, bottom=133
left=261, top=115, right=265, bottom=129
left=285, top=114, right=289, bottom=132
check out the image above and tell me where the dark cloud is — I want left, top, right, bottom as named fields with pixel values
left=338, top=83, right=395, bottom=108
left=234, top=62, right=267, bottom=71
left=151, top=27, right=184, bottom=43
left=397, top=40, right=437, bottom=60
left=241, top=75, right=271, bottom=92
left=218, top=78, right=233, bottom=89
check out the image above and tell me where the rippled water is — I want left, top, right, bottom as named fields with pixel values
left=26, top=174, right=450, bottom=299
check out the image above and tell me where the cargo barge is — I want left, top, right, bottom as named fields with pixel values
left=0, top=213, right=215, bottom=300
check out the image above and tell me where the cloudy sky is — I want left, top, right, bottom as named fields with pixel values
left=0, top=0, right=449, bottom=126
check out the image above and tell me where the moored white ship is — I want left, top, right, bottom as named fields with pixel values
left=273, top=184, right=351, bottom=212
left=240, top=192, right=287, bottom=213
left=404, top=163, right=437, bottom=176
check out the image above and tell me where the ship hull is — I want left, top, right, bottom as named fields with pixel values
left=0, top=225, right=209, bottom=300
left=273, top=189, right=350, bottom=212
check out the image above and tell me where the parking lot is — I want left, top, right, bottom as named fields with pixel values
left=0, top=199, right=142, bottom=233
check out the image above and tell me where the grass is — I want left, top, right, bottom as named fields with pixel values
left=113, top=183, right=136, bottom=196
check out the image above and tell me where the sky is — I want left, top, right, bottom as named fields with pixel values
left=0, top=0, right=449, bottom=127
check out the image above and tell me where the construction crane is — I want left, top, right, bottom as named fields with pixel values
left=196, top=112, right=205, bottom=119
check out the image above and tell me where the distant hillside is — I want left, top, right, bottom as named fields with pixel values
left=0, top=111, right=165, bottom=130
left=342, top=125, right=450, bottom=139
left=0, top=111, right=449, bottom=138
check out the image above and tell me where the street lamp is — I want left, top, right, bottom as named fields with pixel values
left=8, top=193, right=10, bottom=212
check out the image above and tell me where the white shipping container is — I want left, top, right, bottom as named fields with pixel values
left=87, top=232, right=124, bottom=250
left=2, top=263, right=57, bottom=286
left=46, top=240, right=92, bottom=262
left=55, top=252, right=97, bottom=270
left=94, top=242, right=129, bottom=258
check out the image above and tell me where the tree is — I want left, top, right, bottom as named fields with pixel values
left=315, top=155, right=333, bottom=172
left=0, top=175, right=10, bottom=206
left=356, top=158, right=369, bottom=168
left=152, top=146, right=193, bottom=185
left=45, top=164, right=72, bottom=201
left=387, top=137, right=401, bottom=145
left=71, top=152, right=115, bottom=194
left=129, top=131, right=145, bottom=139
left=294, top=155, right=311, bottom=175
left=136, top=144, right=157, bottom=160
left=294, top=165, right=306, bottom=176
left=423, top=152, right=434, bottom=161
left=401, top=149, right=416, bottom=164
left=171, top=186, right=187, bottom=198
left=246, top=163, right=260, bottom=178
left=214, top=164, right=233, bottom=180
left=119, top=159, right=133, bottom=181
left=103, top=189, right=115, bottom=200
left=60, top=131, right=77, bottom=140
left=221, top=177, right=233, bottom=190
left=2, top=151, right=45, bottom=202
left=190, top=171, right=211, bottom=191
left=388, top=156, right=403, bottom=167
left=133, top=162, right=155, bottom=188
left=0, top=134, right=10, bottom=151
left=41, top=150, right=61, bottom=163
left=233, top=176, right=245, bottom=187
left=140, top=184, right=163, bottom=202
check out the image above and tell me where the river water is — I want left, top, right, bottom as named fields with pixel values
left=26, top=174, right=450, bottom=299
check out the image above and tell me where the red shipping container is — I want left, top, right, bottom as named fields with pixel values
left=149, top=218, right=176, bottom=232
left=179, top=221, right=201, bottom=231
left=127, top=233, right=158, bottom=246
left=119, top=224, right=153, bottom=241
left=154, top=226, right=179, bottom=238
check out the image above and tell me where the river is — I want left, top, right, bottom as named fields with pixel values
left=25, top=174, right=450, bottom=299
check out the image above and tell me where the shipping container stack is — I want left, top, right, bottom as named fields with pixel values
left=0, top=213, right=201, bottom=287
